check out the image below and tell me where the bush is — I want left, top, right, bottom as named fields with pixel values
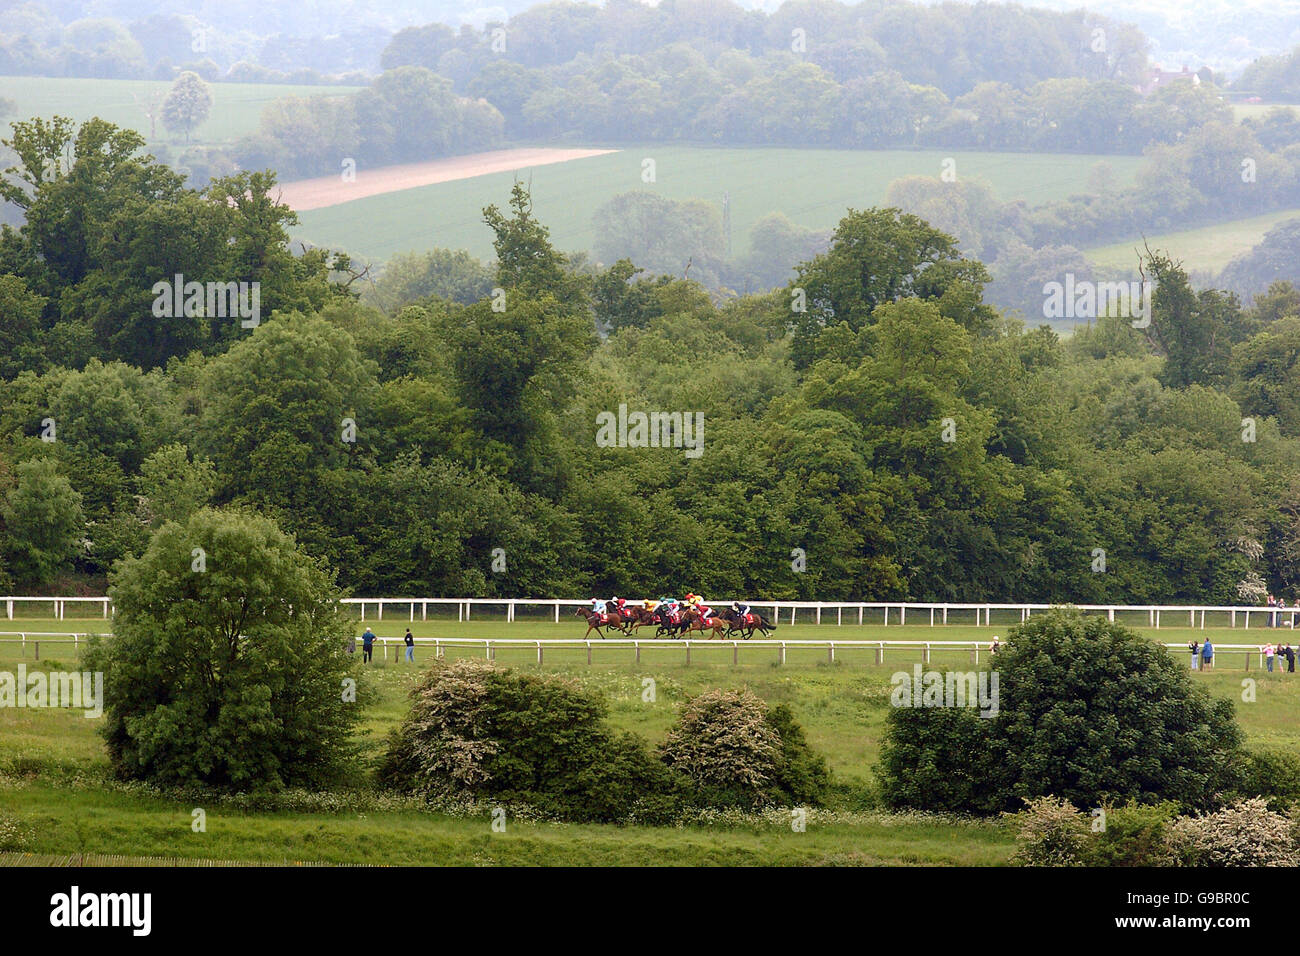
left=658, top=688, right=830, bottom=809
left=767, top=703, right=832, bottom=806
left=1167, top=798, right=1300, bottom=867
left=1240, top=750, right=1300, bottom=811
left=379, top=659, right=682, bottom=824
left=1008, top=796, right=1090, bottom=866
left=878, top=610, right=1245, bottom=814
left=1083, top=803, right=1180, bottom=867
left=879, top=704, right=1001, bottom=813
left=85, top=508, right=366, bottom=790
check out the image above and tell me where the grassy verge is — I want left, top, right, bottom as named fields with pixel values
left=2, top=616, right=1295, bottom=865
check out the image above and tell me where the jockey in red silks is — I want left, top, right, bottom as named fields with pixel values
left=686, top=593, right=713, bottom=621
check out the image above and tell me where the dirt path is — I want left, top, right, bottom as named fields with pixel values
left=275, top=147, right=617, bottom=211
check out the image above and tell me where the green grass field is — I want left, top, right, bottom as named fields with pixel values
left=0, top=76, right=362, bottom=149
left=1232, top=103, right=1300, bottom=122
left=292, top=146, right=1146, bottom=263
left=2, top=611, right=1296, bottom=866
left=1084, top=207, right=1300, bottom=275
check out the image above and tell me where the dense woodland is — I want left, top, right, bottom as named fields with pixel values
left=1, top=116, right=1299, bottom=604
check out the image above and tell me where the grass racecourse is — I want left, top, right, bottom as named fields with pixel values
left=292, top=147, right=1146, bottom=263
left=2, top=609, right=1297, bottom=866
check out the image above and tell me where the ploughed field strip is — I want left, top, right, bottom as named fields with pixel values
left=276, top=147, right=618, bottom=211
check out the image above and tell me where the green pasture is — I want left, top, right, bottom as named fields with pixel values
left=292, top=146, right=1146, bottom=263
left=1084, top=207, right=1300, bottom=275
left=1231, top=103, right=1300, bottom=122
left=0, top=783, right=1012, bottom=866
left=0, top=75, right=362, bottom=148
left=3, top=608, right=1295, bottom=865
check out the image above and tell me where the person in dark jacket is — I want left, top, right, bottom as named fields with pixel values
left=404, top=628, right=415, bottom=663
left=361, top=627, right=375, bottom=664
left=1284, top=643, right=1296, bottom=674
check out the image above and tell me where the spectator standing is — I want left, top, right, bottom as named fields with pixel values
left=1264, top=641, right=1276, bottom=673
left=404, top=627, right=415, bottom=663
left=1201, top=639, right=1214, bottom=671
left=1267, top=594, right=1278, bottom=628
left=1189, top=640, right=1199, bottom=670
left=989, top=636, right=1001, bottom=656
left=1284, top=643, right=1296, bottom=674
left=362, top=627, right=375, bottom=664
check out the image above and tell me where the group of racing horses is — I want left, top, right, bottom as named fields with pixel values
left=576, top=600, right=778, bottom=640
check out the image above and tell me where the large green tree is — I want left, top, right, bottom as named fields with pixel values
left=88, top=508, right=365, bottom=789
left=1, top=458, right=84, bottom=587
left=788, top=207, right=996, bottom=368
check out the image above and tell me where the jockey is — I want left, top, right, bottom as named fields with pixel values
left=591, top=597, right=607, bottom=616
left=643, top=597, right=659, bottom=612
left=732, top=601, right=751, bottom=622
left=688, top=595, right=713, bottom=620
left=686, top=593, right=712, bottom=619
left=612, top=596, right=628, bottom=618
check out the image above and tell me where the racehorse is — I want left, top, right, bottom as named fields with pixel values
left=682, top=605, right=728, bottom=639
left=623, top=606, right=659, bottom=633
left=574, top=606, right=631, bottom=639
left=719, top=608, right=776, bottom=639
left=653, top=605, right=689, bottom=639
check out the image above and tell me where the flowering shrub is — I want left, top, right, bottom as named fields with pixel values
left=658, top=688, right=829, bottom=809
left=379, top=659, right=681, bottom=823
left=1167, top=798, right=1300, bottom=867
left=1007, top=796, right=1090, bottom=866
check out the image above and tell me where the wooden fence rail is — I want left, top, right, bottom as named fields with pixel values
left=0, top=634, right=1282, bottom=669
left=7, top=595, right=1300, bottom=630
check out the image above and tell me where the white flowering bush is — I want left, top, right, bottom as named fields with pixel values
left=1008, top=796, right=1090, bottom=866
left=1167, top=798, right=1300, bottom=867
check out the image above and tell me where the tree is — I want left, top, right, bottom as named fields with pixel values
left=482, top=181, right=587, bottom=310
left=1230, top=316, right=1300, bottom=436
left=1, top=458, right=84, bottom=588
left=86, top=508, right=365, bottom=789
left=0, top=273, right=46, bottom=378
left=161, top=71, right=212, bottom=142
left=1143, top=251, right=1250, bottom=389
left=196, top=312, right=377, bottom=505
left=1218, top=220, right=1300, bottom=304
left=138, top=443, right=216, bottom=528
left=592, top=191, right=726, bottom=287
left=879, top=610, right=1244, bottom=813
left=788, top=206, right=994, bottom=368
left=365, top=248, right=495, bottom=311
